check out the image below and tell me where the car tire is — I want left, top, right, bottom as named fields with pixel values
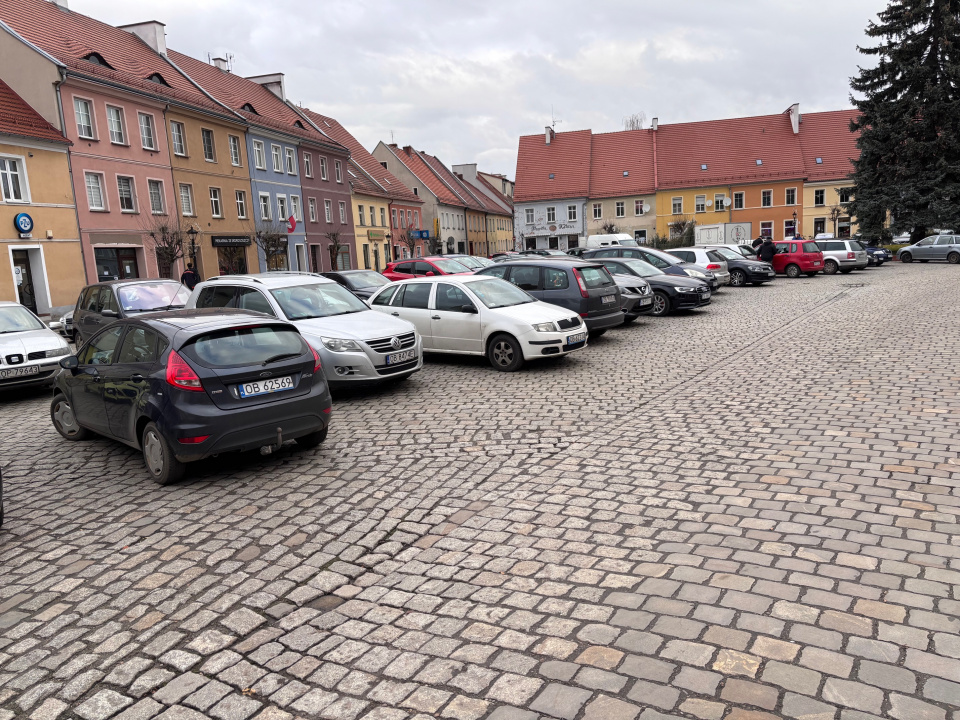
left=920, top=259, right=929, bottom=263
left=298, top=426, right=328, bottom=450
left=50, top=394, right=89, bottom=441
left=487, top=333, right=524, bottom=372
left=824, top=259, right=839, bottom=275
left=730, top=269, right=747, bottom=287
left=900, top=252, right=912, bottom=263
left=785, top=264, right=801, bottom=279
left=650, top=290, right=671, bottom=316
left=948, top=252, right=960, bottom=264
left=141, top=422, right=186, bottom=486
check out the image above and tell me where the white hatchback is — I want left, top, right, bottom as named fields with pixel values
left=367, top=276, right=587, bottom=371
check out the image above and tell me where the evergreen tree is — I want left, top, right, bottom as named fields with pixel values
left=849, top=0, right=960, bottom=241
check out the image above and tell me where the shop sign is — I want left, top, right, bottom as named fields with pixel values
left=211, top=235, right=252, bottom=247
left=14, top=212, right=33, bottom=238
left=368, top=229, right=385, bottom=241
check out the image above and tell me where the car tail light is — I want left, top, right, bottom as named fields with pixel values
left=178, top=435, right=210, bottom=444
left=706, top=263, right=721, bottom=270
left=571, top=268, right=589, bottom=298
left=312, top=346, right=323, bottom=372
left=846, top=252, right=855, bottom=259
left=166, top=350, right=203, bottom=392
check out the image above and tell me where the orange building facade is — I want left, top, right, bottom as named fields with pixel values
left=730, top=179, right=805, bottom=241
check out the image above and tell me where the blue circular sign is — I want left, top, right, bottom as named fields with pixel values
left=14, top=212, right=33, bottom=234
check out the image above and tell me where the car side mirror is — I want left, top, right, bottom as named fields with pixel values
left=425, top=271, right=435, bottom=277
left=48, top=321, right=63, bottom=331
left=59, top=355, right=79, bottom=370
left=461, top=304, right=478, bottom=314
left=101, top=308, right=117, bottom=317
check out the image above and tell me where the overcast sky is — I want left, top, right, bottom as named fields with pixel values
left=74, top=0, right=886, bottom=178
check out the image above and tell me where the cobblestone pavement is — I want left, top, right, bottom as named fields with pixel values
left=1, top=262, right=959, bottom=720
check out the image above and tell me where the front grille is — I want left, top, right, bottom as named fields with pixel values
left=0, top=369, right=54, bottom=384
left=557, top=317, right=581, bottom=331
left=366, top=332, right=417, bottom=354
left=4, top=354, right=24, bottom=365
left=376, top=359, right=419, bottom=375
left=27, top=351, right=47, bottom=361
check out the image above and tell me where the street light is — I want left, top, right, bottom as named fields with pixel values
left=186, top=226, right=198, bottom=266
left=792, top=211, right=798, bottom=238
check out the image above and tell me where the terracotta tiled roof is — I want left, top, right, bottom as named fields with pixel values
left=0, top=78, right=68, bottom=145
left=0, top=0, right=227, bottom=116
left=168, top=50, right=346, bottom=152
left=454, top=173, right=511, bottom=215
left=514, top=129, right=592, bottom=203
left=798, top=109, right=859, bottom=182
left=589, top=129, right=656, bottom=198
left=475, top=174, right=514, bottom=210
left=386, top=145, right=465, bottom=207
left=417, top=152, right=486, bottom=211
left=298, top=108, right=420, bottom=204
left=656, top=113, right=805, bottom=190
left=345, top=164, right=388, bottom=199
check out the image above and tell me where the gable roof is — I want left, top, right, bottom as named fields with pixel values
left=417, top=151, right=487, bottom=212
left=454, top=172, right=512, bottom=215
left=474, top=173, right=514, bottom=210
left=0, top=78, right=69, bottom=145
left=589, top=129, right=656, bottom=198
left=798, top=109, right=859, bottom=182
left=514, top=129, right=592, bottom=203
left=385, top=145, right=469, bottom=208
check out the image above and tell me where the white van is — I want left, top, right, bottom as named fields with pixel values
left=585, top=233, right=638, bottom=248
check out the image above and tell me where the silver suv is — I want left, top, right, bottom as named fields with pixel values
left=187, top=273, right=422, bottom=386
left=898, top=234, right=960, bottom=264
left=666, top=247, right=731, bottom=286
left=816, top=238, right=868, bottom=274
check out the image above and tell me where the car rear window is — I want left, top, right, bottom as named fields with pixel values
left=850, top=241, right=864, bottom=251
left=802, top=242, right=820, bottom=253
left=186, top=326, right=305, bottom=368
left=706, top=250, right=724, bottom=262
left=579, top=266, right=613, bottom=287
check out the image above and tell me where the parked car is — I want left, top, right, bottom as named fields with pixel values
left=321, top=269, right=392, bottom=300
left=566, top=247, right=587, bottom=258
left=366, top=276, right=587, bottom=371
left=588, top=258, right=711, bottom=317
left=861, top=245, right=891, bottom=266
left=898, top=234, right=960, bottom=264
left=476, top=259, right=623, bottom=336
left=74, top=280, right=190, bottom=344
left=382, top=257, right=473, bottom=281
left=187, top=274, right=422, bottom=387
left=666, top=247, right=732, bottom=286
left=817, top=239, right=869, bottom=274
left=771, top=240, right=824, bottom=278
left=518, top=249, right=570, bottom=257
left=446, top=254, right=496, bottom=269
left=704, top=246, right=777, bottom=286
left=491, top=251, right=521, bottom=262
left=0, top=301, right=72, bottom=391
left=610, top=273, right=654, bottom=322
left=50, top=309, right=331, bottom=484
left=582, top=246, right=720, bottom=291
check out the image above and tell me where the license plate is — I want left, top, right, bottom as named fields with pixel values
left=566, top=332, right=587, bottom=345
left=0, top=365, right=39, bottom=379
left=386, top=349, right=416, bottom=365
left=601, top=294, right=616, bottom=304
left=813, top=261, right=821, bottom=266
left=639, top=297, right=652, bottom=306
left=768, top=272, right=776, bottom=276
left=238, top=376, right=294, bottom=398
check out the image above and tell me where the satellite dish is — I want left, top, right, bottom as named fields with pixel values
left=723, top=197, right=732, bottom=207
left=706, top=199, right=714, bottom=207
left=642, top=204, right=651, bottom=214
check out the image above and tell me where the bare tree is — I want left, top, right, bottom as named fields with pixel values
left=828, top=204, right=844, bottom=237
left=325, top=230, right=348, bottom=270
left=140, top=215, right=187, bottom=279
left=252, top=219, right=289, bottom=271
left=600, top=221, right=619, bottom=234
left=623, top=112, right=646, bottom=131
left=669, top=214, right=691, bottom=239
left=400, top=228, right=419, bottom=259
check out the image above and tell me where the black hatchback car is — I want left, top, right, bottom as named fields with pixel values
left=321, top=269, right=392, bottom=300
left=589, top=257, right=711, bottom=316
left=73, top=279, right=190, bottom=344
left=50, top=309, right=331, bottom=485
left=476, top=259, right=623, bottom=335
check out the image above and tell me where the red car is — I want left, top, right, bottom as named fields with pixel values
left=771, top=240, right=824, bottom=278
left=382, top=257, right=474, bottom=281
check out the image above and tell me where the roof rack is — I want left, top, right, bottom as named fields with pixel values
left=259, top=271, right=325, bottom=277
left=204, top=275, right=262, bottom=284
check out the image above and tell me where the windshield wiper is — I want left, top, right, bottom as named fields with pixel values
left=262, top=352, right=301, bottom=366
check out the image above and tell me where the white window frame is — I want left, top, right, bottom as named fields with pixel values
left=253, top=140, right=266, bottom=170
left=324, top=199, right=332, bottom=223
left=201, top=128, right=216, bottom=162
left=276, top=194, right=287, bottom=221
left=391, top=208, right=398, bottom=227
left=380, top=207, right=386, bottom=227
left=784, top=219, right=797, bottom=238
left=672, top=197, right=683, bottom=214
left=236, top=190, right=247, bottom=219
left=285, top=148, right=296, bottom=175
left=116, top=175, right=137, bottom=213
left=567, top=205, right=577, bottom=222
left=308, top=197, right=317, bottom=222
left=785, top=187, right=797, bottom=206
left=320, top=156, right=328, bottom=180
left=0, top=154, right=30, bottom=204
left=695, top=195, right=706, bottom=213
left=138, top=112, right=157, bottom=151
left=291, top=195, right=302, bottom=222
left=714, top=194, right=725, bottom=213
left=85, top=172, right=106, bottom=211
left=814, top=189, right=825, bottom=207
left=170, top=121, right=187, bottom=156
left=615, top=201, right=625, bottom=218
left=369, top=205, right=376, bottom=227
left=335, top=160, right=343, bottom=183
left=733, top=192, right=745, bottom=210
left=546, top=206, right=556, bottom=222
left=147, top=179, right=165, bottom=214
left=760, top=221, right=773, bottom=238
left=303, top=153, right=313, bottom=178
left=634, top=200, right=643, bottom=216
left=338, top=201, right=347, bottom=223
left=414, top=210, right=419, bottom=228
left=761, top=189, right=773, bottom=208
left=358, top=205, right=366, bottom=226
left=259, top=192, right=272, bottom=220
left=524, top=208, right=534, bottom=224
left=271, top=144, right=282, bottom=173
left=106, top=105, right=127, bottom=145
left=179, top=183, right=194, bottom=216
left=228, top=135, right=242, bottom=167
left=73, top=97, right=95, bottom=140
left=209, top=187, right=223, bottom=218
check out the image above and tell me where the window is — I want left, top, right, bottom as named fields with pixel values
left=320, top=157, right=328, bottom=180
left=308, top=198, right=317, bottom=222
left=714, top=194, right=725, bottom=212
left=435, top=283, right=470, bottom=312
left=271, top=145, right=282, bottom=172
left=303, top=153, right=313, bottom=177
left=324, top=199, right=332, bottom=222
left=210, top=187, right=223, bottom=218
left=546, top=206, right=556, bottom=222
left=380, top=208, right=386, bottom=227
left=170, top=121, right=186, bottom=156
left=285, top=148, right=296, bottom=175
left=672, top=197, right=683, bottom=214
left=369, top=206, right=376, bottom=226
left=414, top=210, right=419, bottom=228
left=335, top=160, right=343, bottom=183
left=635, top=200, right=644, bottom=216
left=814, top=189, right=825, bottom=206
left=362, top=243, right=370, bottom=269
left=760, top=221, right=773, bottom=238
left=814, top=218, right=826, bottom=235
left=117, top=176, right=136, bottom=212
left=253, top=140, right=266, bottom=169
left=277, top=195, right=287, bottom=220
left=291, top=195, right=302, bottom=222
left=784, top=219, right=796, bottom=237
left=117, top=327, right=161, bottom=365
left=785, top=188, right=797, bottom=205
left=179, top=183, right=194, bottom=216
left=358, top=205, right=366, bottom=226
left=259, top=193, right=271, bottom=220
left=761, top=190, right=773, bottom=207
left=0, top=157, right=26, bottom=202
left=229, top=136, right=242, bottom=166
left=567, top=205, right=577, bottom=222
left=525, top=208, right=534, bottom=224
left=79, top=325, right=124, bottom=366
left=413, top=187, right=419, bottom=196
left=406, top=210, right=412, bottom=228
left=839, top=187, right=853, bottom=203
left=106, top=106, right=126, bottom=144
left=74, top=98, right=94, bottom=139
left=391, top=208, right=398, bottom=227
left=734, top=192, right=744, bottom=210
left=635, top=229, right=647, bottom=244
left=339, top=201, right=346, bottom=223
left=138, top=113, right=157, bottom=150
left=612, top=201, right=623, bottom=218
left=236, top=190, right=247, bottom=219
left=147, top=179, right=164, bottom=214
left=695, top=195, right=706, bottom=213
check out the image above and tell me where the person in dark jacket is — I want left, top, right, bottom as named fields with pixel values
left=180, top=263, right=201, bottom=290
left=752, top=236, right=764, bottom=250
left=757, top=238, right=776, bottom=263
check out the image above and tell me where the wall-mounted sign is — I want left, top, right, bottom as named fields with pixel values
left=211, top=235, right=251, bottom=247
left=368, top=230, right=385, bottom=241
left=14, top=212, right=33, bottom=235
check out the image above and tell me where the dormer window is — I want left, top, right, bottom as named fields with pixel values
left=816, top=157, right=823, bottom=164
left=294, top=120, right=304, bottom=128
left=701, top=164, right=708, bottom=171
left=241, top=103, right=257, bottom=114
left=756, top=159, right=763, bottom=165
left=83, top=52, right=114, bottom=69
left=146, top=73, right=169, bottom=86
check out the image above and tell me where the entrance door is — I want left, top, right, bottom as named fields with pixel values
left=296, top=244, right=306, bottom=272
left=310, top=244, right=321, bottom=273
left=12, top=250, right=37, bottom=313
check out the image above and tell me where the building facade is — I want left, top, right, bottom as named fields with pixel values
left=798, top=110, right=860, bottom=238
left=730, top=180, right=805, bottom=241
left=655, top=186, right=732, bottom=238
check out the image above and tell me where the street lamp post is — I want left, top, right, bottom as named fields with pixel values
left=187, top=226, right=198, bottom=269
left=792, top=211, right=798, bottom=238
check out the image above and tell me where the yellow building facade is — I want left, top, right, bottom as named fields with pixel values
left=485, top=214, right=514, bottom=254
left=354, top=192, right=393, bottom=271
left=587, top=194, right=657, bottom=244
left=655, top=186, right=732, bottom=238
left=802, top=181, right=857, bottom=239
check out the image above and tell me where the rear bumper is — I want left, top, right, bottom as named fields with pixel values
left=584, top=310, right=624, bottom=331
left=175, top=414, right=330, bottom=462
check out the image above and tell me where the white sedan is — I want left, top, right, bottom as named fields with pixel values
left=0, top=301, right=71, bottom=390
left=367, top=275, right=587, bottom=371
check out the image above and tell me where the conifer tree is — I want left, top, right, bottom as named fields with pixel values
left=850, top=0, right=960, bottom=241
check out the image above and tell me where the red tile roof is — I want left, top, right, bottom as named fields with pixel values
left=0, top=0, right=226, bottom=116
left=386, top=145, right=466, bottom=207
left=514, top=129, right=592, bottom=202
left=0, top=78, right=68, bottom=145
left=798, top=109, right=860, bottom=182
left=464, top=173, right=514, bottom=213
left=454, top=173, right=511, bottom=215
left=589, top=129, right=655, bottom=198
left=417, top=152, right=487, bottom=211
left=474, top=174, right=514, bottom=210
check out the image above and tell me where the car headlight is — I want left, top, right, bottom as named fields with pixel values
left=674, top=286, right=695, bottom=292
left=686, top=269, right=706, bottom=279
left=45, top=346, right=70, bottom=358
left=532, top=322, right=557, bottom=333
left=320, top=337, right=363, bottom=352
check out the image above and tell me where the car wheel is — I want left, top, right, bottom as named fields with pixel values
left=488, top=333, right=524, bottom=372
left=298, top=426, right=328, bottom=450
left=785, top=264, right=801, bottom=279
left=948, top=252, right=960, bottom=264
left=824, top=259, right=839, bottom=275
left=900, top=252, right=912, bottom=263
left=50, top=394, right=89, bottom=441
left=730, top=269, right=747, bottom=287
left=651, top=290, right=671, bottom=316
left=142, top=422, right=186, bottom=486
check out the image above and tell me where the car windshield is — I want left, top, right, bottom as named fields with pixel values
left=270, top=283, right=369, bottom=320
left=542, top=250, right=568, bottom=256
left=467, top=278, right=535, bottom=309
left=738, top=245, right=757, bottom=257
left=432, top=258, right=472, bottom=273
left=802, top=242, right=820, bottom=253
left=713, top=247, right=742, bottom=261
left=0, top=305, right=45, bottom=334
left=616, top=259, right=663, bottom=278
left=343, top=271, right=390, bottom=290
left=118, top=282, right=189, bottom=312
left=450, top=256, right=484, bottom=269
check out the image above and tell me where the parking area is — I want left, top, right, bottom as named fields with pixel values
left=1, top=262, right=959, bottom=720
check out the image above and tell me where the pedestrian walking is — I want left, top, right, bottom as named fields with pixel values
left=757, top=237, right=776, bottom=263
left=180, top=262, right=201, bottom=290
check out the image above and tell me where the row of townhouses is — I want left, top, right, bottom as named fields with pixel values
left=513, top=105, right=859, bottom=251
left=0, top=0, right=514, bottom=317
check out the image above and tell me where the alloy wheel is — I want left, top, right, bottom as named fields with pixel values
left=652, top=293, right=669, bottom=315
left=730, top=270, right=746, bottom=287
left=786, top=264, right=801, bottom=279
left=492, top=341, right=514, bottom=366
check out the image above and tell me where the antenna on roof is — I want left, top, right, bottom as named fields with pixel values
left=390, top=130, right=395, bottom=143
left=551, top=106, right=562, bottom=129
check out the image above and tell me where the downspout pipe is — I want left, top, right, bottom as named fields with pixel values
left=54, top=68, right=90, bottom=285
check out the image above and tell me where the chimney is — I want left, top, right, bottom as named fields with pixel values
left=212, top=57, right=230, bottom=72
left=246, top=73, right=286, bottom=101
left=651, top=117, right=658, bottom=131
left=118, top=21, right=167, bottom=56
left=452, top=163, right=477, bottom=180
left=545, top=126, right=555, bottom=145
left=787, top=103, right=801, bottom=134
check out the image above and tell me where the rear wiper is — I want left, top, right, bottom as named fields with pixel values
left=262, top=352, right=301, bottom=366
